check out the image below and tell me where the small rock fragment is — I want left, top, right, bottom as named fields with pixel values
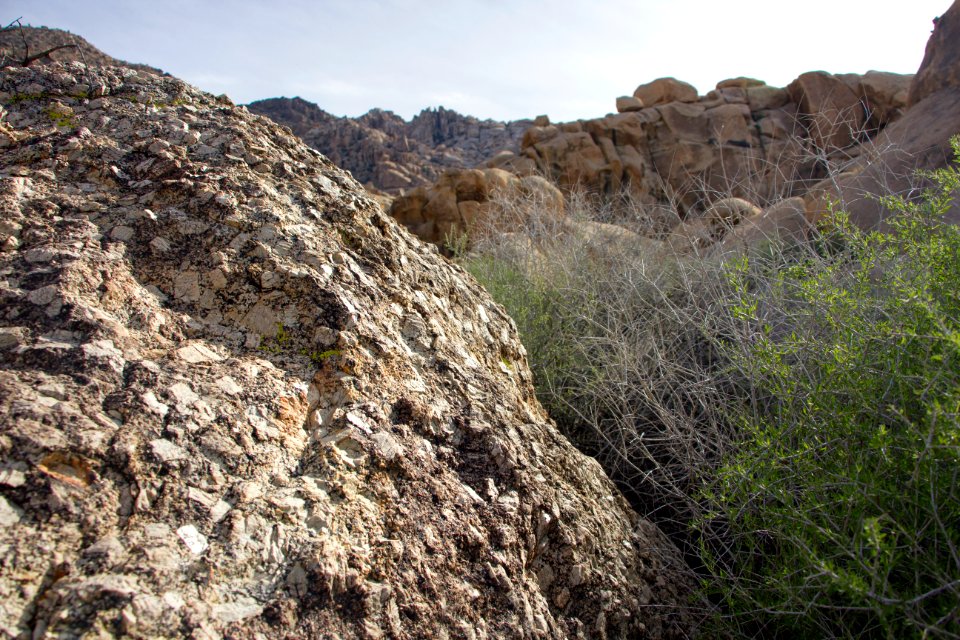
left=150, top=439, right=188, bottom=463
left=175, top=524, right=208, bottom=555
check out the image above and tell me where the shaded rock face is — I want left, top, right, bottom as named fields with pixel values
left=248, top=98, right=533, bottom=195
left=0, top=60, right=692, bottom=639
left=515, top=72, right=911, bottom=216
left=908, top=0, right=960, bottom=106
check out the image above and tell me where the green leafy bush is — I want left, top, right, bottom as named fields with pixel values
left=702, top=140, right=960, bottom=637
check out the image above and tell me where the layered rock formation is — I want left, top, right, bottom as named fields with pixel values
left=248, top=98, right=533, bottom=195
left=499, top=71, right=911, bottom=217
left=0, top=57, right=693, bottom=640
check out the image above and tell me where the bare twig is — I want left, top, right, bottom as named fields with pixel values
left=1, top=18, right=79, bottom=67
left=22, top=43, right=78, bottom=66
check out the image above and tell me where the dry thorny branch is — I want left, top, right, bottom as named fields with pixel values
left=1, top=17, right=81, bottom=68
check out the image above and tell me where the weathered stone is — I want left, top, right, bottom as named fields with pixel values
left=665, top=197, right=762, bottom=254
left=828, top=86, right=960, bottom=229
left=747, top=85, right=789, bottom=110
left=390, top=166, right=565, bottom=246
left=787, top=71, right=866, bottom=150
left=616, top=95, right=645, bottom=113
left=908, top=1, right=960, bottom=106
left=707, top=103, right=753, bottom=144
left=0, top=328, right=25, bottom=350
left=856, top=71, right=912, bottom=127
left=634, top=77, right=699, bottom=106
left=710, top=196, right=812, bottom=256
left=0, top=56, right=691, bottom=640
left=0, top=496, right=21, bottom=528
left=702, top=197, right=761, bottom=225
left=176, top=342, right=223, bottom=364
left=658, top=102, right=709, bottom=140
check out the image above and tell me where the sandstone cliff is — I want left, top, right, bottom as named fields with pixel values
left=248, top=97, right=533, bottom=195
left=0, top=56, right=693, bottom=640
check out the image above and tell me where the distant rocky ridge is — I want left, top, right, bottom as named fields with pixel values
left=248, top=97, right=533, bottom=194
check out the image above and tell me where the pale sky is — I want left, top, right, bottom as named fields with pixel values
left=2, top=0, right=949, bottom=122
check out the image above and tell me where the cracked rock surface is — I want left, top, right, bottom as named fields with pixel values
left=0, top=62, right=692, bottom=639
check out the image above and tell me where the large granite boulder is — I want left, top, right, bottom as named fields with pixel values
left=787, top=71, right=867, bottom=151
left=633, top=78, right=699, bottom=107
left=0, top=59, right=692, bottom=639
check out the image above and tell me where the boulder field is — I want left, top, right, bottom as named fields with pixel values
left=388, top=70, right=914, bottom=247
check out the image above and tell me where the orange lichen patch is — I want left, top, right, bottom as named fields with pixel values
left=37, top=452, right=97, bottom=488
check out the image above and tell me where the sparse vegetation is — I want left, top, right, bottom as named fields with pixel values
left=42, top=104, right=77, bottom=128
left=260, top=322, right=341, bottom=367
left=463, top=139, right=960, bottom=637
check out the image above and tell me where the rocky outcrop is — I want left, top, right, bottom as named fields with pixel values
left=248, top=98, right=533, bottom=195
left=787, top=72, right=867, bottom=151
left=515, top=71, right=911, bottom=217
left=0, top=58, right=693, bottom=639
left=908, top=2, right=960, bottom=106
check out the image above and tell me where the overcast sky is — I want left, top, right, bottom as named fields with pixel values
left=3, top=0, right=949, bottom=122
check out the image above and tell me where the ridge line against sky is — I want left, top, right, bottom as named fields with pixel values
left=2, top=0, right=949, bottom=123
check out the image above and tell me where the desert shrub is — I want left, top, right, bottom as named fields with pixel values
left=700, top=140, right=960, bottom=638
left=462, top=140, right=960, bottom=638
left=462, top=186, right=748, bottom=552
